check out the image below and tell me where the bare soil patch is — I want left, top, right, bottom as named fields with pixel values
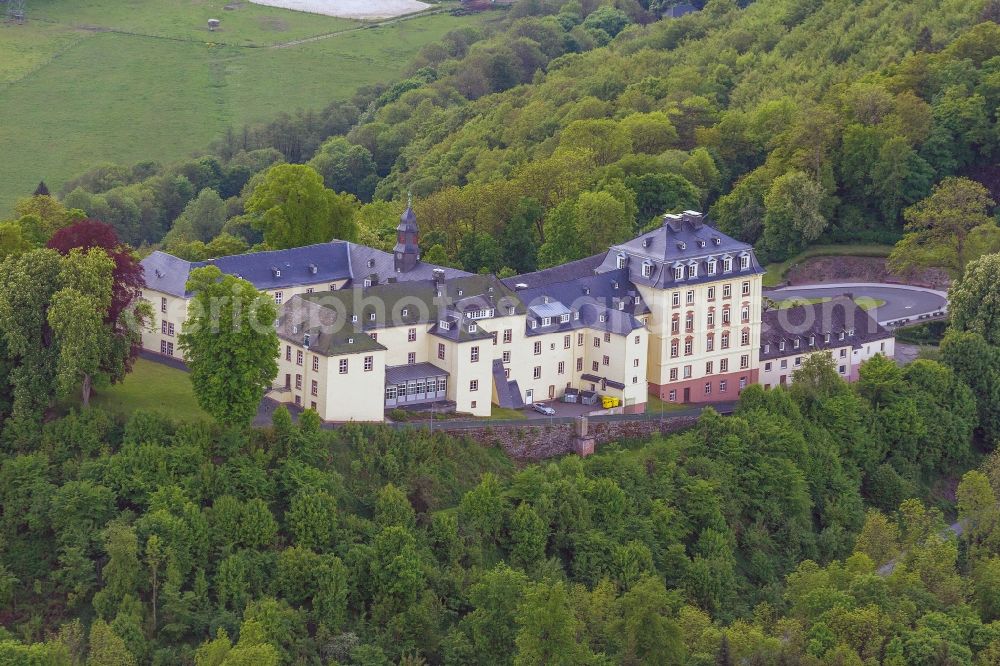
left=785, top=256, right=950, bottom=290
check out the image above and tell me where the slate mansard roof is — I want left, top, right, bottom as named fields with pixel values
left=141, top=241, right=469, bottom=297
left=759, top=295, right=893, bottom=361
left=597, top=211, right=763, bottom=289
left=277, top=274, right=525, bottom=354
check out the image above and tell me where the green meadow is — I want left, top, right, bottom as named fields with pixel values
left=0, top=0, right=487, bottom=213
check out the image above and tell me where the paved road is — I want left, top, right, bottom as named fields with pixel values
left=764, top=282, right=948, bottom=326
left=877, top=520, right=964, bottom=576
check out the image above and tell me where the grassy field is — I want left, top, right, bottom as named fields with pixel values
left=88, top=357, right=208, bottom=421
left=762, top=244, right=895, bottom=287
left=0, top=1, right=490, bottom=214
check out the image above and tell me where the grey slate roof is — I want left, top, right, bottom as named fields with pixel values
left=386, top=362, right=448, bottom=384
left=501, top=253, right=606, bottom=291
left=141, top=241, right=469, bottom=297
left=277, top=297, right=387, bottom=357
left=760, top=296, right=893, bottom=361
left=598, top=213, right=763, bottom=289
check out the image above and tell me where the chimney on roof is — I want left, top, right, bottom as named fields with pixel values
left=432, top=268, right=445, bottom=283
left=308, top=263, right=318, bottom=275
left=681, top=210, right=705, bottom=229
left=663, top=213, right=683, bottom=233
left=642, top=237, right=652, bottom=248
left=514, top=283, right=528, bottom=290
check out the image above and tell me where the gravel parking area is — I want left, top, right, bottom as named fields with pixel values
left=249, top=0, right=431, bottom=19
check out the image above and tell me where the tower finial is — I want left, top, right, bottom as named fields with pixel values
left=407, top=190, right=413, bottom=208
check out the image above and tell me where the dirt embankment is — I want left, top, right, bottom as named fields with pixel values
left=785, top=256, right=950, bottom=290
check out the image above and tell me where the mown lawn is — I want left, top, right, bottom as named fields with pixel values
left=88, top=357, right=209, bottom=421
left=0, top=4, right=490, bottom=213
left=762, top=244, right=895, bottom=287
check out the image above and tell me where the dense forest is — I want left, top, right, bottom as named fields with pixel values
left=2, top=346, right=1000, bottom=664
left=2, top=0, right=998, bottom=275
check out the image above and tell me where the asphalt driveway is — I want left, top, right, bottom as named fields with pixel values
left=764, top=282, right=947, bottom=325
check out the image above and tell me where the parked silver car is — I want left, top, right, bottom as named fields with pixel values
left=531, top=403, right=556, bottom=415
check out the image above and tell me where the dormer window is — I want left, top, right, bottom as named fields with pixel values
left=599, top=314, right=606, bottom=322
left=697, top=240, right=706, bottom=248
left=348, top=337, right=354, bottom=344
left=440, top=320, right=450, bottom=330
left=809, top=335, right=815, bottom=346
left=764, top=343, right=770, bottom=353
left=272, top=267, right=281, bottom=277
left=616, top=254, right=627, bottom=269
left=574, top=311, right=580, bottom=320
left=351, top=315, right=358, bottom=322
left=848, top=328, right=855, bottom=336
left=468, top=324, right=477, bottom=333
left=707, top=260, right=717, bottom=275
left=674, top=266, right=684, bottom=280
left=292, top=324, right=299, bottom=334
left=457, top=289, right=463, bottom=296
left=839, top=331, right=846, bottom=340
left=793, top=339, right=800, bottom=349
left=369, top=313, right=376, bottom=321
left=634, top=296, right=640, bottom=305
left=363, top=279, right=372, bottom=287
left=304, top=333, right=311, bottom=347
left=779, top=340, right=785, bottom=351
left=542, top=317, right=551, bottom=326
left=740, top=254, right=751, bottom=270
left=367, top=258, right=376, bottom=268
left=677, top=241, right=686, bottom=251
left=687, top=263, right=698, bottom=279
left=560, top=313, right=570, bottom=323
left=825, top=333, right=831, bottom=343
left=507, top=306, right=515, bottom=315
left=642, top=262, right=653, bottom=278
left=713, top=237, right=721, bottom=246
left=531, top=320, right=538, bottom=329
left=402, top=308, right=408, bottom=317
left=723, top=257, right=733, bottom=272
left=618, top=301, right=625, bottom=311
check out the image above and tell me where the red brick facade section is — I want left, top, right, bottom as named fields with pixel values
left=649, top=369, right=759, bottom=404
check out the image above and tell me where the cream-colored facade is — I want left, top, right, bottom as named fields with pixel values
left=140, top=209, right=887, bottom=423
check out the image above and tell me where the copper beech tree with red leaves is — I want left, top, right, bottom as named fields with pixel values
left=47, top=219, right=149, bottom=384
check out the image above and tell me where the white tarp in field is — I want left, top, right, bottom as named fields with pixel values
left=249, top=0, right=431, bottom=19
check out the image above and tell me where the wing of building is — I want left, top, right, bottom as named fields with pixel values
left=140, top=207, right=893, bottom=421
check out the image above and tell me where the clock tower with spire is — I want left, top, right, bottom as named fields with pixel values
left=394, top=192, right=420, bottom=273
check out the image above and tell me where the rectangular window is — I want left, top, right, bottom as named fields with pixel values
left=160, top=320, right=167, bottom=334
left=274, top=291, right=283, bottom=305
left=604, top=332, right=611, bottom=343
left=470, top=380, right=479, bottom=392
left=722, top=308, right=731, bottom=325
left=593, top=337, right=600, bottom=348
left=742, top=281, right=751, bottom=296
left=592, top=361, right=600, bottom=372
left=295, top=374, right=302, bottom=390
left=741, top=255, right=751, bottom=270
left=438, top=343, right=446, bottom=360
left=684, top=340, right=693, bottom=356
left=707, top=310, right=715, bottom=327
left=634, top=335, right=640, bottom=344
left=780, top=359, right=788, bottom=369
left=503, top=351, right=511, bottom=363
left=669, top=368, right=678, bottom=381
left=564, top=335, right=571, bottom=349
left=720, top=380, right=727, bottom=392
left=503, top=329, right=512, bottom=343
left=534, top=341, right=542, bottom=355
left=558, top=361, right=565, bottom=374
left=671, top=340, right=679, bottom=358
left=672, top=292, right=680, bottom=307
left=683, top=365, right=692, bottom=379
left=706, top=361, right=714, bottom=375
left=720, top=358, right=728, bottom=373
left=167, top=322, right=175, bottom=336
left=723, top=284, right=732, bottom=299
left=577, top=332, right=584, bottom=346
left=706, top=335, right=714, bottom=352
left=286, top=346, right=292, bottom=361
left=339, top=359, right=348, bottom=374
left=686, top=290, right=695, bottom=305
left=471, top=346, right=480, bottom=362
left=722, top=332, right=730, bottom=349
left=839, top=365, right=847, bottom=374
left=765, top=362, right=772, bottom=371
left=668, top=389, right=677, bottom=401
left=160, top=340, right=167, bottom=354
left=633, top=358, right=640, bottom=367
left=741, top=306, right=750, bottom=323
left=312, top=356, right=319, bottom=372
left=296, top=350, right=303, bottom=366
left=671, top=318, right=680, bottom=335
left=685, top=313, right=694, bottom=333
left=311, top=380, right=318, bottom=396
left=364, top=355, right=373, bottom=371
left=576, top=358, right=583, bottom=372
left=708, top=286, right=716, bottom=300
left=740, top=354, right=749, bottom=369
left=408, top=328, right=416, bottom=342
left=166, top=342, right=174, bottom=356
left=741, top=329, right=750, bottom=346
left=705, top=382, right=711, bottom=395
left=840, top=348, right=847, bottom=358
left=795, top=357, right=802, bottom=366
left=602, top=355, right=609, bottom=366
left=407, top=352, right=415, bottom=365
left=533, top=366, right=541, bottom=379
left=160, top=297, right=167, bottom=313
left=739, top=377, right=747, bottom=389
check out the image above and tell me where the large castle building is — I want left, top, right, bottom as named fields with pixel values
left=139, top=207, right=892, bottom=422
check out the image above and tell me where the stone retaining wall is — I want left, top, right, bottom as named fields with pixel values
left=440, top=416, right=699, bottom=462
